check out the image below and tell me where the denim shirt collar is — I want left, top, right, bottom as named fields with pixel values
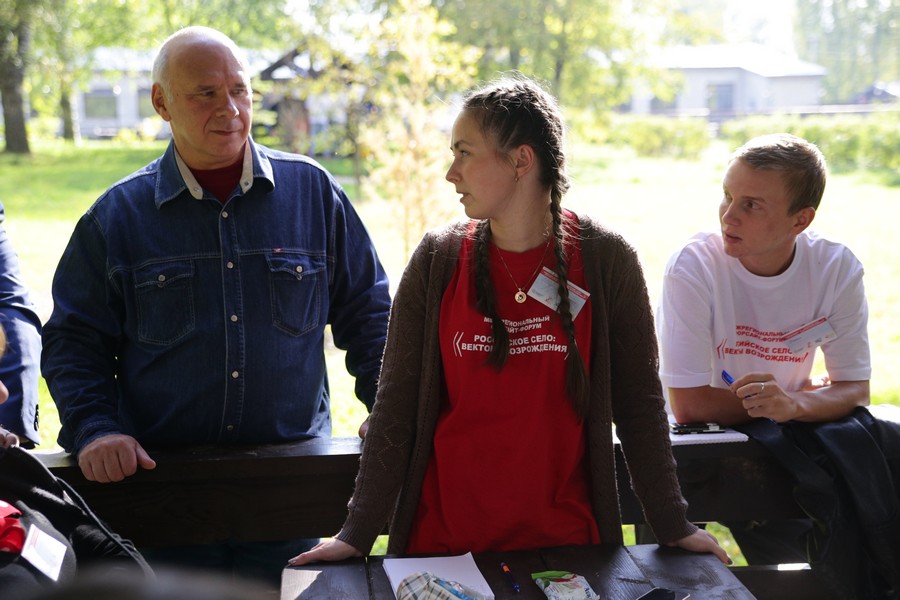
left=155, top=138, right=275, bottom=208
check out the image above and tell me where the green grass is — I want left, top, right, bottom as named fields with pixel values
left=3, top=139, right=898, bottom=564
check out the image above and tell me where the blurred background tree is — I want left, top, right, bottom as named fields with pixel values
left=0, top=0, right=35, bottom=153
left=795, top=0, right=900, bottom=104
left=357, top=0, right=478, bottom=254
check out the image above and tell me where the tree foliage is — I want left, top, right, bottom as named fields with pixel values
left=657, top=0, right=727, bottom=45
left=795, top=0, right=900, bottom=103
left=434, top=0, right=666, bottom=110
left=10, top=0, right=302, bottom=150
left=360, top=0, right=477, bottom=255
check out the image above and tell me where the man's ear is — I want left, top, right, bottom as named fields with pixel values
left=792, top=206, right=816, bottom=233
left=151, top=83, right=172, bottom=122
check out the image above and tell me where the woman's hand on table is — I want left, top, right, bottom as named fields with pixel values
left=667, top=528, right=732, bottom=565
left=288, top=537, right=363, bottom=566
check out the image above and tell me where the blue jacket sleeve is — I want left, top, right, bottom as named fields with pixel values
left=41, top=214, right=123, bottom=453
left=0, top=201, right=42, bottom=446
left=323, top=183, right=391, bottom=411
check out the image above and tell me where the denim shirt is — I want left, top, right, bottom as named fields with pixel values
left=41, top=140, right=391, bottom=454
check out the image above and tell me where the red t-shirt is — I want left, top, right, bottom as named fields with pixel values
left=406, top=215, right=599, bottom=554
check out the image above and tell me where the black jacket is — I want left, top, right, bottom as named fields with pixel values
left=0, top=446, right=152, bottom=595
left=737, top=407, right=900, bottom=599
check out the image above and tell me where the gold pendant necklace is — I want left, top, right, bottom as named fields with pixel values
left=495, top=238, right=552, bottom=304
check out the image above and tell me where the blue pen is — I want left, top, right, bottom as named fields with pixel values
left=721, top=370, right=735, bottom=386
left=723, top=369, right=776, bottom=422
left=501, top=562, right=521, bottom=593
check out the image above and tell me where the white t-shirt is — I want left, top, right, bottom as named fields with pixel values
left=657, top=231, right=871, bottom=396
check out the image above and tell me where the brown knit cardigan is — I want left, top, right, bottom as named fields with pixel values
left=337, top=214, right=697, bottom=554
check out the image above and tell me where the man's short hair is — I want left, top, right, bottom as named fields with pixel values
left=730, top=133, right=827, bottom=214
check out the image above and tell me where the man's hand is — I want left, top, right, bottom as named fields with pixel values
left=730, top=375, right=794, bottom=422
left=288, top=537, right=362, bottom=566
left=77, top=434, right=156, bottom=483
left=730, top=373, right=869, bottom=423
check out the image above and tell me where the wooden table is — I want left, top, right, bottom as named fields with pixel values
left=281, top=544, right=756, bottom=599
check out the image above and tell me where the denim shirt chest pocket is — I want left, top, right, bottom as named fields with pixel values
left=134, top=260, right=196, bottom=345
left=266, top=251, right=326, bottom=336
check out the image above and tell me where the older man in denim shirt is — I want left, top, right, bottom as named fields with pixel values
left=40, top=26, right=391, bottom=585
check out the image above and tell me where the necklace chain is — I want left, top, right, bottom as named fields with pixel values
left=495, top=238, right=552, bottom=303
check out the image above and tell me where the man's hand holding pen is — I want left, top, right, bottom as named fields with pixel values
left=722, top=370, right=786, bottom=422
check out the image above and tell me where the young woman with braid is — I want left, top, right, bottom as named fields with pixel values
left=290, top=76, right=728, bottom=566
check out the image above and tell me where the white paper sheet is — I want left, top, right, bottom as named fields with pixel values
left=382, top=552, right=495, bottom=599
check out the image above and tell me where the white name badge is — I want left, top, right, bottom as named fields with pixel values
left=783, top=317, right=837, bottom=354
left=527, top=267, right=590, bottom=319
left=22, top=523, right=67, bottom=581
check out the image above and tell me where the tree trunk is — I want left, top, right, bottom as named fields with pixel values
left=60, top=85, right=81, bottom=143
left=0, top=74, right=30, bottom=155
left=0, top=18, right=32, bottom=154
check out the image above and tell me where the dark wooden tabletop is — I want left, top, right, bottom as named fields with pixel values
left=281, top=544, right=756, bottom=600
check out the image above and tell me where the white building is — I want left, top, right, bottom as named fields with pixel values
left=74, top=47, right=163, bottom=139
left=72, top=47, right=276, bottom=139
left=631, top=43, right=826, bottom=121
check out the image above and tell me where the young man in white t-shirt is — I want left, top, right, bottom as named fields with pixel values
left=654, top=133, right=871, bottom=564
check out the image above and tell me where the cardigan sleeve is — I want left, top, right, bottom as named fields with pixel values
left=584, top=218, right=696, bottom=544
left=337, top=223, right=466, bottom=553
left=336, top=234, right=435, bottom=552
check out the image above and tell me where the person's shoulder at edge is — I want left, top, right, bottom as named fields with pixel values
left=660, top=230, right=724, bottom=274
left=429, top=219, right=471, bottom=242
left=252, top=140, right=353, bottom=187
left=77, top=151, right=170, bottom=220
left=799, top=230, right=865, bottom=268
left=574, top=212, right=661, bottom=267
left=403, top=219, right=471, bottom=258
left=572, top=211, right=629, bottom=244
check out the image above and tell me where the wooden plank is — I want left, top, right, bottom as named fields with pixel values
left=364, top=556, right=397, bottom=600
left=539, top=544, right=655, bottom=599
left=626, top=544, right=756, bottom=600
left=37, top=438, right=363, bottom=546
left=730, top=566, right=841, bottom=600
left=280, top=558, right=370, bottom=600
left=320, top=546, right=757, bottom=600
left=616, top=441, right=803, bottom=524
left=38, top=437, right=804, bottom=548
left=474, top=549, right=555, bottom=599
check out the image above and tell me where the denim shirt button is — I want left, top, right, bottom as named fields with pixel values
left=226, top=261, right=234, bottom=269
left=295, top=266, right=303, bottom=274
left=226, top=424, right=234, bottom=431
left=231, top=371, right=239, bottom=379
left=222, top=211, right=229, bottom=219
left=157, top=274, right=166, bottom=283
left=230, top=314, right=238, bottom=322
